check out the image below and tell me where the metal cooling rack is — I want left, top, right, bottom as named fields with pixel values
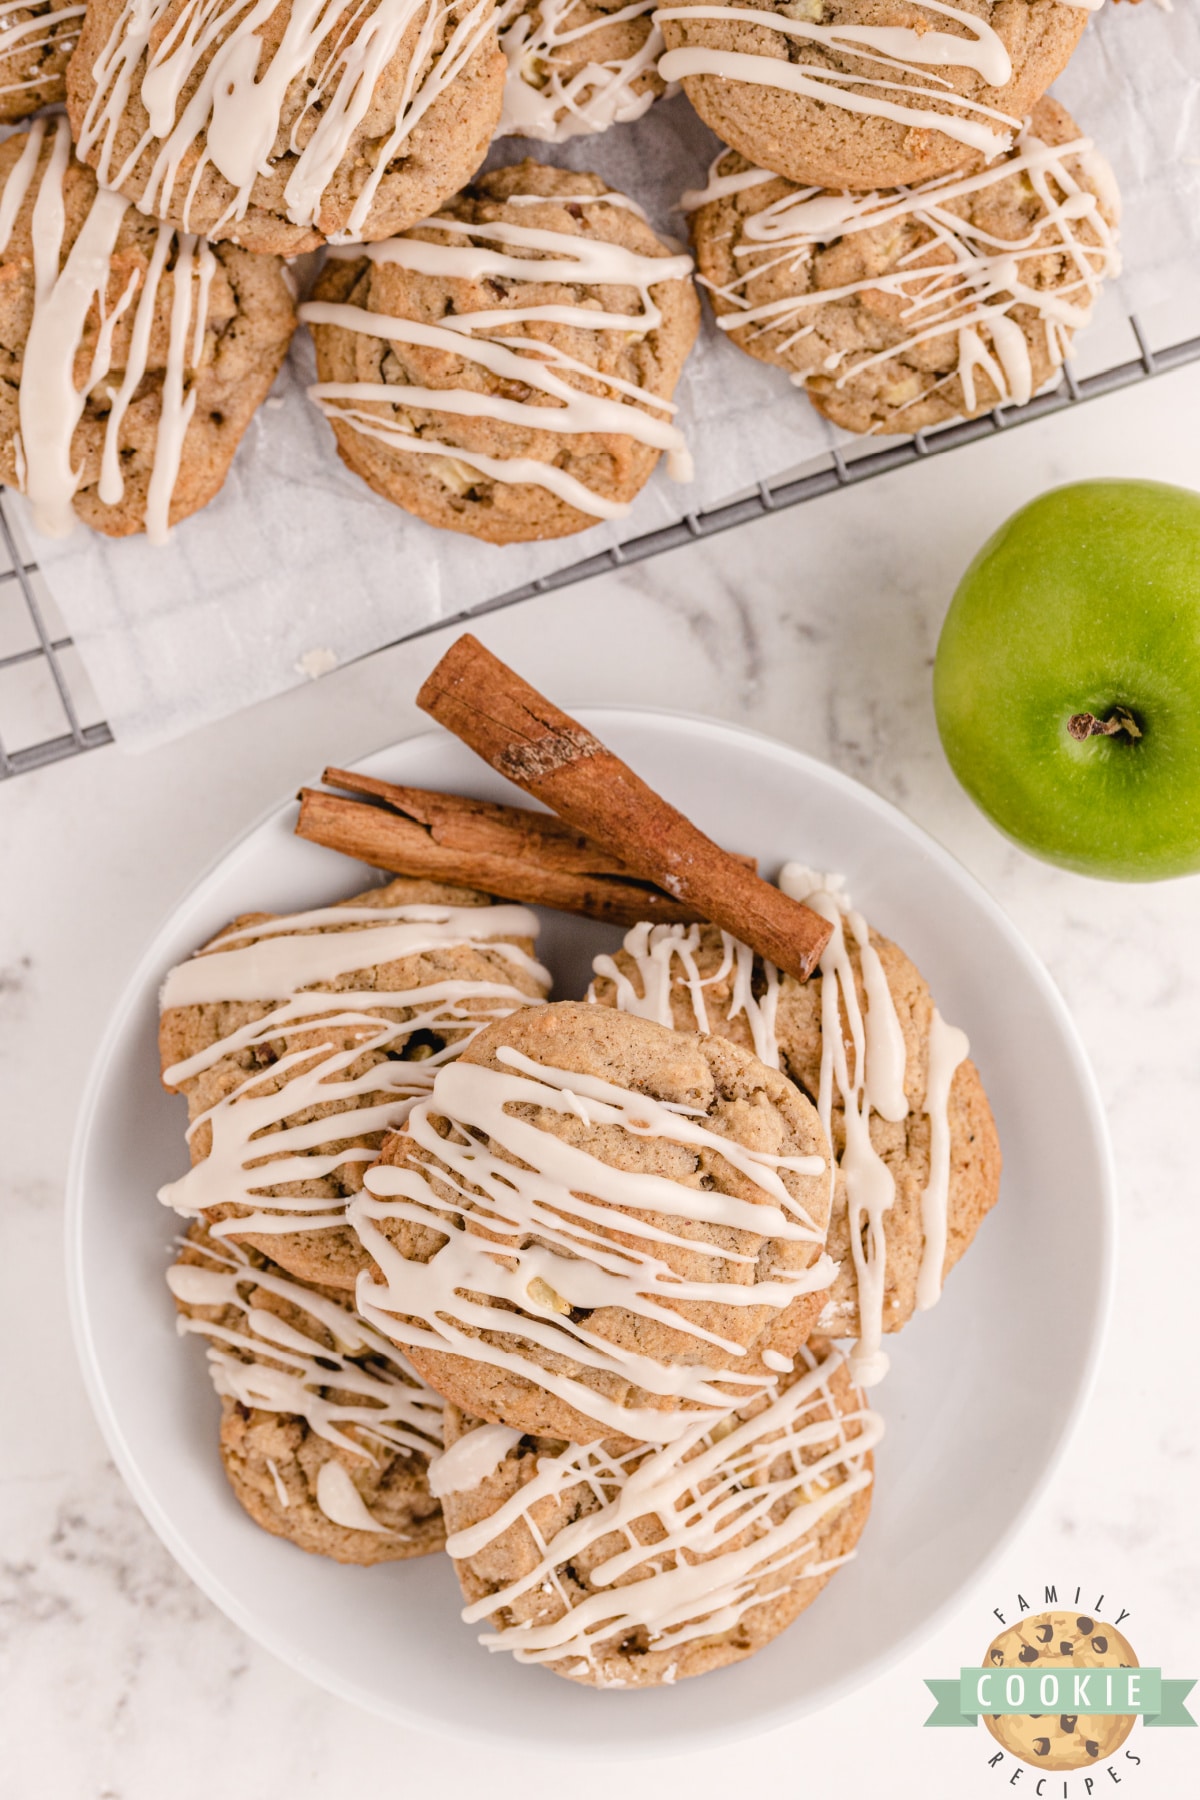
left=3, top=311, right=1199, bottom=782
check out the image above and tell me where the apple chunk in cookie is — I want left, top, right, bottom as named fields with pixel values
left=349, top=1000, right=836, bottom=1446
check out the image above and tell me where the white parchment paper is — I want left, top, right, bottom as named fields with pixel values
left=24, top=4, right=1200, bottom=750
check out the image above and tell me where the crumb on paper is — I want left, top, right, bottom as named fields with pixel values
left=295, top=647, right=339, bottom=680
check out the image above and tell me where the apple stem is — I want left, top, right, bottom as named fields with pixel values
left=1067, top=708, right=1143, bottom=744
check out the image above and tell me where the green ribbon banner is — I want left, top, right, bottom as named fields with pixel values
left=924, top=1671, right=1196, bottom=1729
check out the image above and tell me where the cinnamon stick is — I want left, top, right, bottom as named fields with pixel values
left=295, top=781, right=729, bottom=927
left=415, top=635, right=833, bottom=980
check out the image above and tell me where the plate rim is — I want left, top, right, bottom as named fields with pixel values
left=64, top=704, right=1118, bottom=1752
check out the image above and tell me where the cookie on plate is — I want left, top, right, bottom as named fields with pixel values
left=686, top=99, right=1119, bottom=434
left=589, top=871, right=1001, bottom=1386
left=300, top=161, right=699, bottom=544
left=0, top=116, right=295, bottom=542
left=66, top=0, right=507, bottom=254
left=657, top=0, right=1089, bottom=192
left=158, top=877, right=550, bottom=1293
left=0, top=1, right=82, bottom=122
left=435, top=1339, right=878, bottom=1684
left=496, top=0, right=668, bottom=141
left=351, top=999, right=835, bottom=1447
left=168, top=1224, right=445, bottom=1563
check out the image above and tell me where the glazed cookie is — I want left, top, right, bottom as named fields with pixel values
left=300, top=161, right=699, bottom=544
left=657, top=0, right=1089, bottom=192
left=351, top=999, right=836, bottom=1447
left=168, top=1225, right=445, bottom=1563
left=0, top=117, right=295, bottom=542
left=66, top=0, right=507, bottom=255
left=434, top=1339, right=878, bottom=1684
left=496, top=0, right=668, bottom=141
left=983, top=1611, right=1139, bottom=1770
left=686, top=99, right=1119, bottom=433
left=158, top=876, right=551, bottom=1293
left=0, top=2, right=83, bottom=122
left=589, top=869, right=1001, bottom=1386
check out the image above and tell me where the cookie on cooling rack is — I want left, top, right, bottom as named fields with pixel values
left=589, top=874, right=1001, bottom=1387
left=66, top=0, right=507, bottom=254
left=0, top=2, right=82, bottom=122
left=158, top=877, right=550, bottom=1292
left=687, top=97, right=1120, bottom=434
left=168, top=1225, right=446, bottom=1564
left=657, top=0, right=1089, bottom=192
left=350, top=998, right=835, bottom=1446
left=435, top=1339, right=878, bottom=1684
left=300, top=161, right=700, bottom=545
left=0, top=117, right=294, bottom=541
left=496, top=0, right=668, bottom=141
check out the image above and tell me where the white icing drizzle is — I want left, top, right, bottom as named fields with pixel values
left=166, top=1233, right=445, bottom=1462
left=301, top=203, right=695, bottom=519
left=74, top=0, right=498, bottom=242
left=446, top=1342, right=881, bottom=1669
left=352, top=1044, right=833, bottom=1442
left=594, top=877, right=967, bottom=1388
left=777, top=867, right=911, bottom=1388
left=158, top=899, right=550, bottom=1237
left=429, top=1423, right=523, bottom=1495
left=496, top=0, right=665, bottom=142
left=655, top=1, right=1028, bottom=160
left=0, top=2, right=85, bottom=101
left=591, top=920, right=781, bottom=1068
left=914, top=1008, right=969, bottom=1310
left=697, top=127, right=1120, bottom=412
left=1, top=115, right=217, bottom=542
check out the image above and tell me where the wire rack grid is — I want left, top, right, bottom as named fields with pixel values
left=3, top=312, right=1199, bottom=783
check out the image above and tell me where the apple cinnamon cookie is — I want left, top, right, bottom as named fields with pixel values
left=434, top=1339, right=878, bottom=1684
left=496, top=0, right=668, bottom=141
left=686, top=98, right=1120, bottom=434
left=65, top=0, right=507, bottom=255
left=0, top=2, right=82, bottom=121
left=589, top=871, right=1001, bottom=1386
left=168, top=1224, right=445, bottom=1563
left=350, top=999, right=835, bottom=1447
left=300, top=161, right=699, bottom=544
left=158, top=876, right=551, bottom=1293
left=0, top=116, right=295, bottom=541
left=657, top=0, right=1089, bottom=192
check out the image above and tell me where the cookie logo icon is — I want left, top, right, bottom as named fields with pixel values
left=982, top=1611, right=1139, bottom=1772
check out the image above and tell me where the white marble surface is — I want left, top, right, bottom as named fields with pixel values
left=3, top=365, right=1200, bottom=1799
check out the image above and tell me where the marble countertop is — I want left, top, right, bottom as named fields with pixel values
left=3, top=365, right=1199, bottom=1800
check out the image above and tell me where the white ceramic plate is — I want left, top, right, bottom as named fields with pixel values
left=66, top=710, right=1115, bottom=1754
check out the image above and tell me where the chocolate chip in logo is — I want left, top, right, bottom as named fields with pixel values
left=1085, top=1742, right=1100, bottom=1759
left=1036, top=1623, right=1054, bottom=1643
left=1077, top=1617, right=1095, bottom=1633
left=1060, top=1641, right=1075, bottom=1655
left=1019, top=1645, right=1040, bottom=1664
left=990, top=1648, right=1005, bottom=1665
left=1092, top=1636, right=1108, bottom=1653
left=1033, top=1739, right=1051, bottom=1757
left=1060, top=1716, right=1078, bottom=1733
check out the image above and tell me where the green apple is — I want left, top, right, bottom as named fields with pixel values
left=934, top=479, right=1200, bottom=881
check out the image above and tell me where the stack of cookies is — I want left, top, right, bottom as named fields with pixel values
left=159, top=638, right=1002, bottom=1686
left=0, top=1, right=1121, bottom=545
